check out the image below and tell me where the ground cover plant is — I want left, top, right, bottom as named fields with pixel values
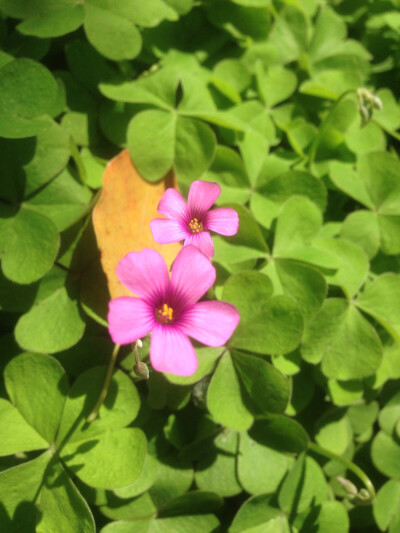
left=0, top=0, right=400, bottom=532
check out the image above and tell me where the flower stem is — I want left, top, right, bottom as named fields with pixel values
left=307, top=89, right=354, bottom=171
left=308, top=441, right=376, bottom=502
left=87, top=344, right=120, bottom=423
left=132, top=339, right=149, bottom=379
left=133, top=341, right=140, bottom=366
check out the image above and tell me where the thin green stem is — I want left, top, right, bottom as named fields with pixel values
left=308, top=441, right=376, bottom=502
left=87, top=344, right=120, bottom=422
left=307, top=89, right=355, bottom=171
left=60, top=187, right=102, bottom=234
left=133, top=340, right=150, bottom=379
left=54, top=261, right=73, bottom=274
left=77, top=187, right=102, bottom=221
left=133, top=343, right=139, bottom=366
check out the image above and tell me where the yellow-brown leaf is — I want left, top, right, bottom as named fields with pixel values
left=93, top=149, right=182, bottom=299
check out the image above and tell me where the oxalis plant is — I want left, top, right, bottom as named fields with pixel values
left=1, top=1, right=400, bottom=532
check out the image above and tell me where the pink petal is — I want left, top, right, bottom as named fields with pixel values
left=108, top=298, right=155, bottom=345
left=150, top=324, right=198, bottom=376
left=188, top=181, right=221, bottom=216
left=206, top=207, right=239, bottom=236
left=158, top=188, right=189, bottom=222
left=180, top=301, right=240, bottom=346
left=150, top=218, right=188, bottom=244
left=184, top=231, right=214, bottom=258
left=116, top=249, right=169, bottom=304
left=170, top=245, right=215, bottom=307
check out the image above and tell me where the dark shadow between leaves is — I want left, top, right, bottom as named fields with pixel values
left=157, top=490, right=224, bottom=518
left=298, top=504, right=322, bottom=533
left=64, top=268, right=87, bottom=330
left=0, top=136, right=37, bottom=203
left=154, top=433, right=198, bottom=472
left=0, top=270, right=40, bottom=313
left=56, top=370, right=70, bottom=399
left=165, top=402, right=222, bottom=462
left=194, top=449, right=218, bottom=475
left=67, top=218, right=110, bottom=325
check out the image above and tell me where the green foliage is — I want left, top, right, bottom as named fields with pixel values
left=15, top=279, right=85, bottom=353
left=0, top=354, right=144, bottom=530
left=5, top=353, right=68, bottom=443
left=0, top=58, right=58, bottom=137
left=301, top=298, right=382, bottom=379
left=0, top=204, right=60, bottom=284
left=207, top=351, right=254, bottom=431
left=1, top=1, right=400, bottom=531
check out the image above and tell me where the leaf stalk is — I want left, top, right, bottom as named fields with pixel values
left=87, top=343, right=120, bottom=422
left=308, top=441, right=376, bottom=503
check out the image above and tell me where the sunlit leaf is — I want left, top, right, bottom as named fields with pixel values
left=92, top=149, right=182, bottom=298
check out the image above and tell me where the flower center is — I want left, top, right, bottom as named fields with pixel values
left=156, top=303, right=174, bottom=324
left=188, top=218, right=203, bottom=234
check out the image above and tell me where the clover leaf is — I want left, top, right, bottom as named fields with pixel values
left=0, top=353, right=145, bottom=530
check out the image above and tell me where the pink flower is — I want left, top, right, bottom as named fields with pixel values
left=108, top=245, right=240, bottom=376
left=150, top=180, right=239, bottom=258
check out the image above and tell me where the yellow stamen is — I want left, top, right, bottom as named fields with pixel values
left=188, top=218, right=203, bottom=234
left=156, top=303, right=174, bottom=324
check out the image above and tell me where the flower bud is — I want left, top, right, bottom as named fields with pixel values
left=337, top=477, right=372, bottom=506
left=134, top=361, right=149, bottom=380
left=337, top=476, right=358, bottom=497
left=372, top=95, right=383, bottom=111
left=357, top=88, right=383, bottom=127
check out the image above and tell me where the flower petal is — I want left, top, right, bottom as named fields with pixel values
left=180, top=301, right=240, bottom=346
left=108, top=297, right=155, bottom=345
left=116, top=249, right=169, bottom=303
left=205, top=207, right=239, bottom=236
left=150, top=218, right=188, bottom=244
left=188, top=181, right=221, bottom=217
left=170, top=245, right=215, bottom=307
left=184, top=231, right=214, bottom=258
left=158, top=188, right=189, bottom=222
left=150, top=324, right=198, bottom=376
